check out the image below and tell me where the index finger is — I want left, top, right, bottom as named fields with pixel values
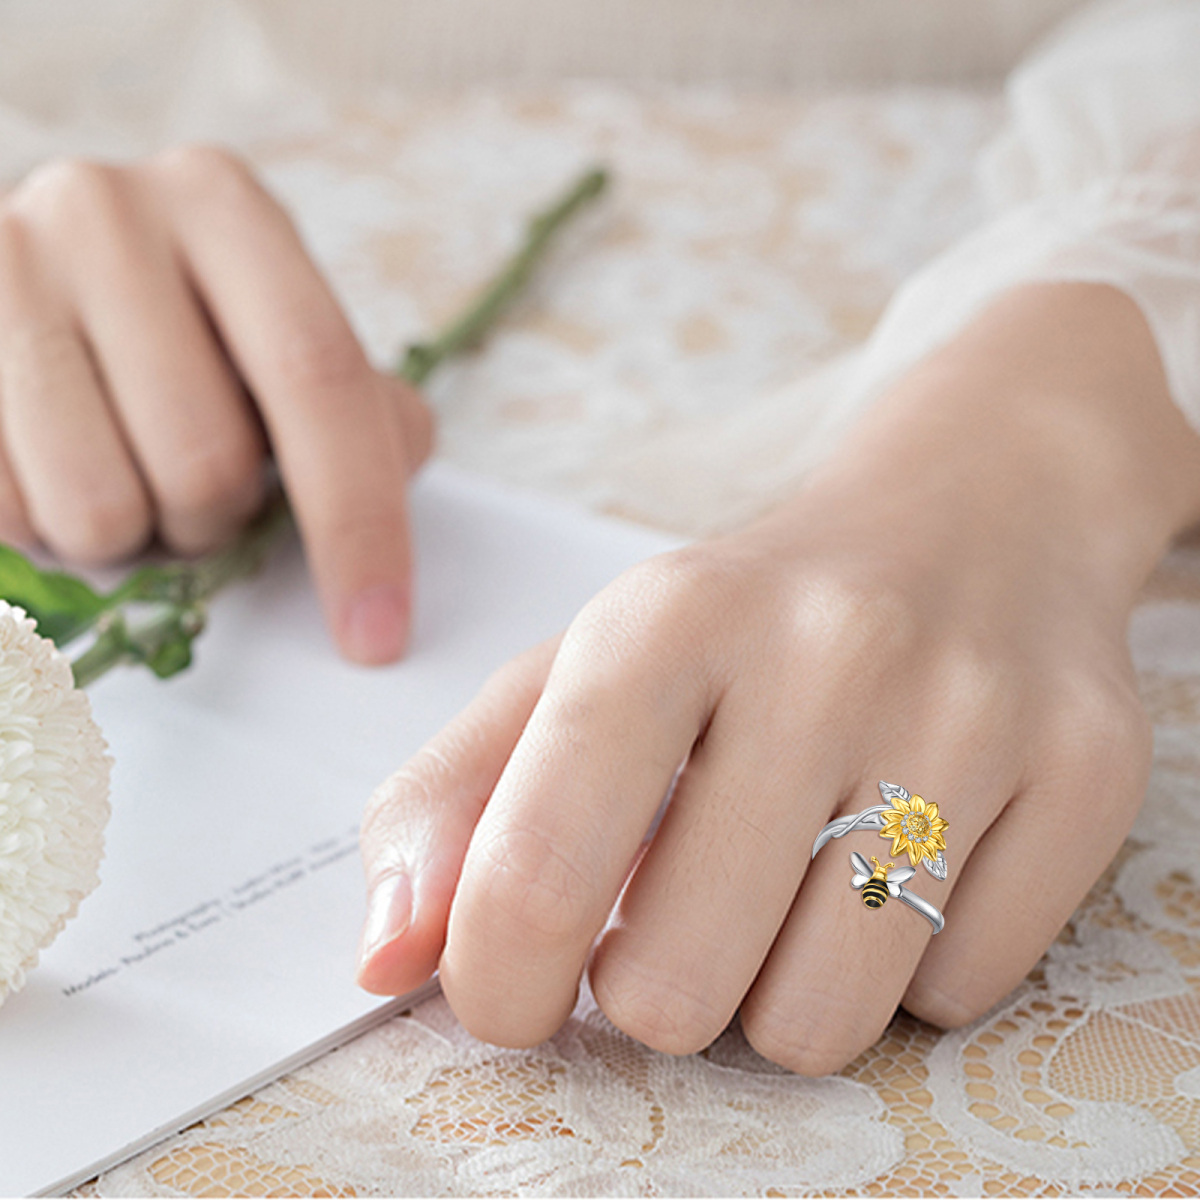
left=154, top=145, right=417, bottom=663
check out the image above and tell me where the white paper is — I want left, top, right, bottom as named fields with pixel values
left=0, top=463, right=675, bottom=1198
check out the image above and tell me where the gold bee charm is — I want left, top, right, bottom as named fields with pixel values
left=860, top=857, right=893, bottom=908
left=850, top=852, right=916, bottom=910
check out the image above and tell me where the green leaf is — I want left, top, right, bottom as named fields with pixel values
left=131, top=606, right=205, bottom=680
left=0, top=543, right=109, bottom=645
left=144, top=634, right=195, bottom=680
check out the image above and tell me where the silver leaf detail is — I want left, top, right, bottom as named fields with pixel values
left=924, top=850, right=948, bottom=880
left=878, top=780, right=911, bottom=805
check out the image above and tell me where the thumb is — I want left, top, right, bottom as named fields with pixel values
left=356, top=638, right=558, bottom=997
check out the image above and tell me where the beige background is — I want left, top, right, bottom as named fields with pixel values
left=3, top=0, right=1197, bottom=1194
left=253, top=0, right=1091, bottom=90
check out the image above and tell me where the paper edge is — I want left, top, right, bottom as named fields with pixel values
left=36, top=979, right=442, bottom=1198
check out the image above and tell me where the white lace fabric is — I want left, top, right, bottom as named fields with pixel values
left=0, top=0, right=1183, bottom=1194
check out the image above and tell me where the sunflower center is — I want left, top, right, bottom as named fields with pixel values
left=904, top=813, right=931, bottom=841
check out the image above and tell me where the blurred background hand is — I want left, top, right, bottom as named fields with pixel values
left=0, top=146, right=432, bottom=663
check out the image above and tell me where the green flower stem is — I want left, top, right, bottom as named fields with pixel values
left=70, top=607, right=198, bottom=689
left=69, top=620, right=134, bottom=689
left=399, top=167, right=608, bottom=386
left=70, top=164, right=610, bottom=689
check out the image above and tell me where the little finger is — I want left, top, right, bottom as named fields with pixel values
left=905, top=681, right=1150, bottom=1027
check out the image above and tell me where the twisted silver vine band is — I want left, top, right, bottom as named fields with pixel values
left=810, top=782, right=949, bottom=934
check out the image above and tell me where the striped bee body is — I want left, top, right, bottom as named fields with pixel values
left=850, top=855, right=904, bottom=911
left=860, top=876, right=890, bottom=909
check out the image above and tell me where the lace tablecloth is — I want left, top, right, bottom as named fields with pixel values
left=82, top=85, right=1200, bottom=1197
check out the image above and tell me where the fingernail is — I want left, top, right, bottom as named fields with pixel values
left=358, top=869, right=413, bottom=965
left=341, top=584, right=408, bottom=664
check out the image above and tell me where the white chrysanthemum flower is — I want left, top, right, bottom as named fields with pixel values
left=0, top=600, right=111, bottom=1006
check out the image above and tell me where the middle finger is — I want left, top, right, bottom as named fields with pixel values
left=57, top=173, right=266, bottom=554
left=587, top=678, right=851, bottom=1055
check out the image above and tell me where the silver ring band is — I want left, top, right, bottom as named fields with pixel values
left=811, top=782, right=948, bottom=934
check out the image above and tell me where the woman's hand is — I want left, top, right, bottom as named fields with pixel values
left=356, top=282, right=1200, bottom=1072
left=0, top=146, right=431, bottom=663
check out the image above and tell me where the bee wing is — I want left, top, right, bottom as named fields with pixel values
left=851, top=874, right=871, bottom=890
left=924, top=851, right=948, bottom=881
left=889, top=865, right=916, bottom=884
left=849, top=851, right=873, bottom=877
left=878, top=781, right=911, bottom=805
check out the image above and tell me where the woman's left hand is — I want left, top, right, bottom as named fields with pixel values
left=354, top=284, right=1200, bottom=1072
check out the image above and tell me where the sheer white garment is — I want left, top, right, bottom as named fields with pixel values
left=850, top=0, right=1200, bottom=441
left=604, top=0, right=1200, bottom=535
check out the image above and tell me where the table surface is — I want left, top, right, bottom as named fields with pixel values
left=78, top=84, right=1200, bottom=1198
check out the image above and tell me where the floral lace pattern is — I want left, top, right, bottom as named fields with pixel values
left=80, top=85, right=1200, bottom=1197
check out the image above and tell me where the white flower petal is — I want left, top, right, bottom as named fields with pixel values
left=0, top=601, right=111, bottom=1006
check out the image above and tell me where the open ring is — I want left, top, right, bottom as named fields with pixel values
left=811, top=781, right=949, bottom=934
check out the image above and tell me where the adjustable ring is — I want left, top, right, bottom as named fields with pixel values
left=811, top=781, right=949, bottom=934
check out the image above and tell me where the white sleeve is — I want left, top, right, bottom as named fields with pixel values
left=842, top=0, right=1200, bottom=432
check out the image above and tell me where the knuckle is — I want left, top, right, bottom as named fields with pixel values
left=587, top=549, right=726, bottom=634
left=0, top=320, right=78, bottom=378
left=152, top=143, right=257, bottom=198
left=14, top=157, right=131, bottom=231
left=593, top=964, right=727, bottom=1056
left=441, top=986, right=553, bottom=1051
left=483, top=644, right=544, bottom=698
left=359, top=757, right=439, bottom=870
left=740, top=989, right=879, bottom=1077
left=472, top=824, right=596, bottom=945
left=362, top=741, right=456, bottom=838
left=931, top=640, right=1019, bottom=738
left=273, top=316, right=371, bottom=398
left=740, top=1012, right=846, bottom=1077
left=1040, top=671, right=1151, bottom=802
left=557, top=548, right=733, bottom=688
left=902, top=978, right=985, bottom=1030
left=50, top=485, right=152, bottom=564
left=162, top=434, right=264, bottom=524
left=790, top=568, right=920, bottom=669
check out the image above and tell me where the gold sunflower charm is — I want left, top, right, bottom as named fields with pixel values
left=878, top=781, right=948, bottom=878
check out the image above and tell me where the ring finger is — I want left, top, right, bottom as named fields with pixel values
left=739, top=715, right=1023, bottom=1075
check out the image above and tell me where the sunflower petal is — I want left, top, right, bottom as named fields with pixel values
left=924, top=803, right=939, bottom=820
left=910, top=795, right=927, bottom=813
